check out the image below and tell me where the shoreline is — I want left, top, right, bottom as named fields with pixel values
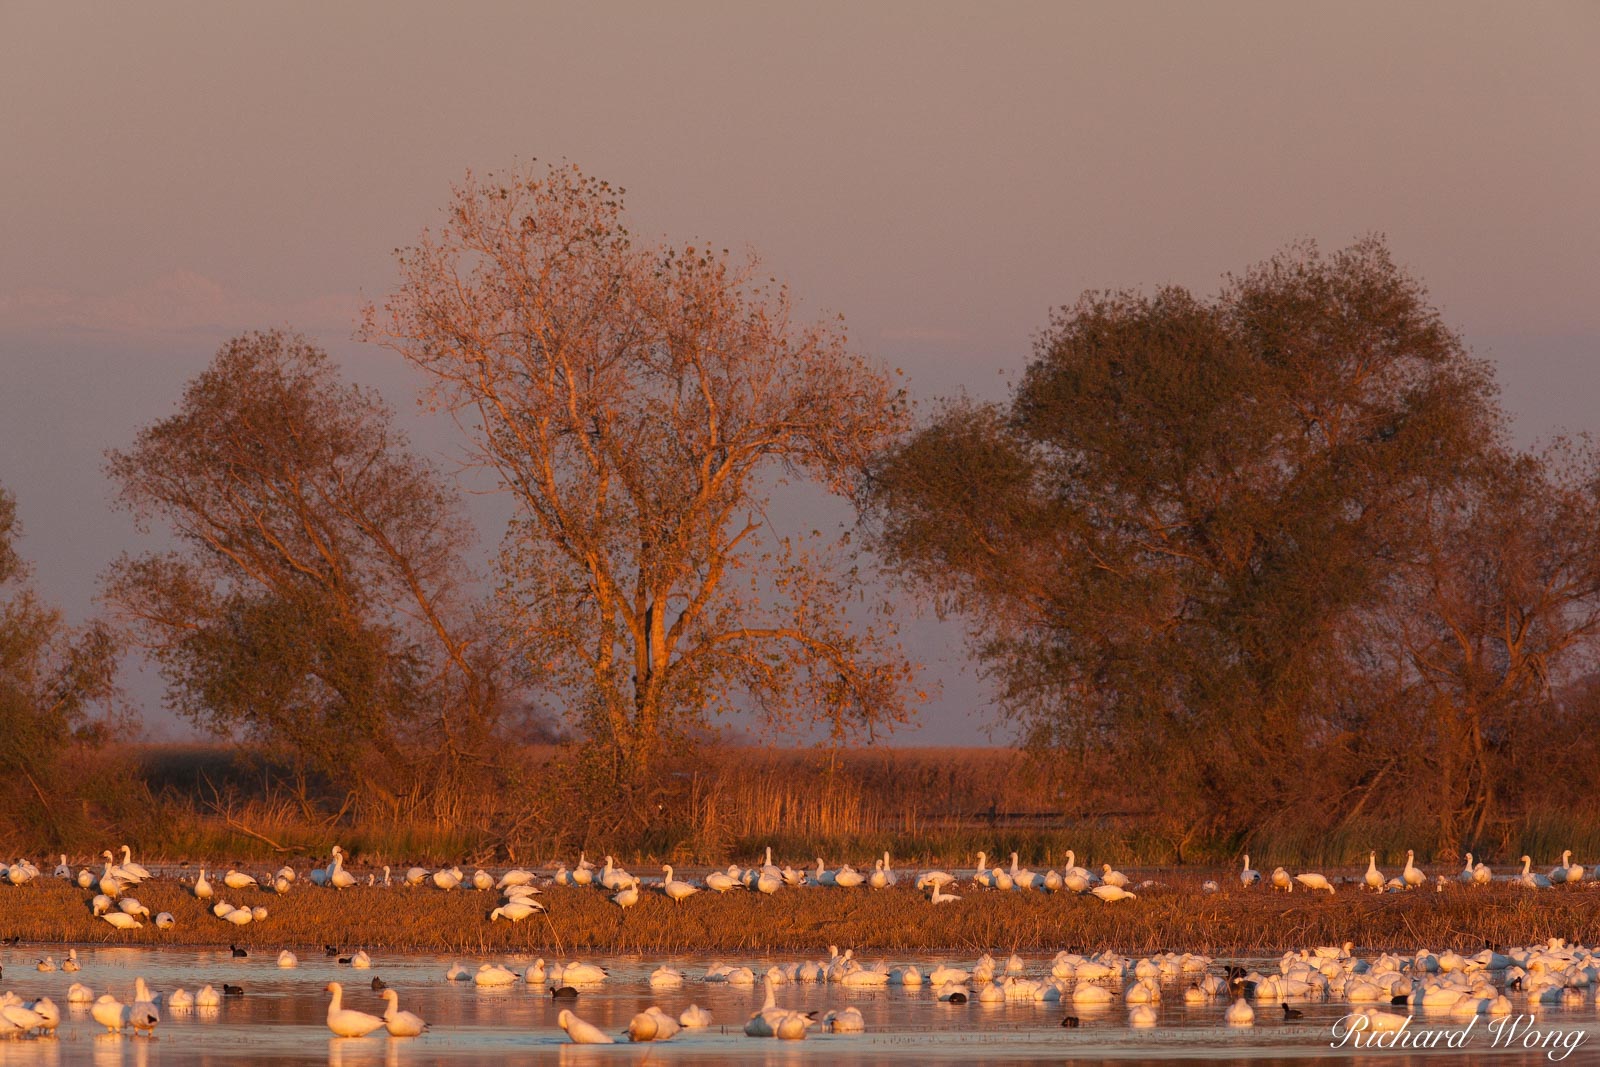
left=6, top=877, right=1600, bottom=956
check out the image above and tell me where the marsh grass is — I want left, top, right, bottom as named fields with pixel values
left=17, top=742, right=1600, bottom=873
left=7, top=873, right=1600, bottom=956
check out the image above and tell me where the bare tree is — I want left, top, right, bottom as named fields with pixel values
left=365, top=163, right=918, bottom=783
left=1385, top=440, right=1600, bottom=851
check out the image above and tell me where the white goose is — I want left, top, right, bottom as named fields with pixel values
left=1091, top=884, right=1137, bottom=902
left=101, top=850, right=136, bottom=884
left=119, top=846, right=153, bottom=882
left=869, top=858, right=892, bottom=890
left=1517, top=856, right=1552, bottom=889
left=324, top=982, right=385, bottom=1036
left=1293, top=871, right=1335, bottom=894
left=661, top=865, right=698, bottom=903
left=1402, top=850, right=1425, bottom=889
left=1365, top=852, right=1385, bottom=892
left=1240, top=854, right=1260, bottom=887
left=627, top=1006, right=681, bottom=1042
left=679, top=1004, right=713, bottom=1028
left=91, top=994, right=127, bottom=1032
left=1551, top=850, right=1584, bottom=884
left=379, top=989, right=428, bottom=1036
left=745, top=975, right=814, bottom=1039
left=823, top=1006, right=866, bottom=1033
left=329, top=851, right=357, bottom=890
left=96, top=858, right=127, bottom=897
left=129, top=977, right=160, bottom=1035
left=706, top=867, right=744, bottom=893
left=194, top=868, right=213, bottom=899
left=223, top=869, right=257, bottom=891
left=489, top=899, right=545, bottom=922
left=558, top=1009, right=613, bottom=1044
left=1010, top=853, right=1040, bottom=891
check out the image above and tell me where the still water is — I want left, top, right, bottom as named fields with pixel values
left=1, top=947, right=1594, bottom=1065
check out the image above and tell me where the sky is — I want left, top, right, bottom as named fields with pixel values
left=1, top=1, right=1597, bottom=745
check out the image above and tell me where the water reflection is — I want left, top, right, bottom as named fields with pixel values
left=0, top=946, right=1596, bottom=1064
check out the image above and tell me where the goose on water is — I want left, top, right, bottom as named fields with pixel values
left=558, top=1009, right=613, bottom=1044
left=627, top=1006, right=681, bottom=1041
left=379, top=989, right=428, bottom=1036
left=91, top=994, right=126, bottom=1032
left=129, top=978, right=160, bottom=1036
left=324, top=982, right=385, bottom=1037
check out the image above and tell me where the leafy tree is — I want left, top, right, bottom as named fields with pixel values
left=867, top=239, right=1503, bottom=850
left=365, top=163, right=919, bottom=784
left=0, top=484, right=119, bottom=837
left=104, top=331, right=508, bottom=817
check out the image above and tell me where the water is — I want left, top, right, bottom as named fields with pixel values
left=2, top=947, right=1594, bottom=1064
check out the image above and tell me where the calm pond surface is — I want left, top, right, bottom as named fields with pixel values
left=1, top=946, right=1595, bottom=1065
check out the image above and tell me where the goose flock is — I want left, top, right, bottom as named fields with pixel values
left=10, top=843, right=1594, bottom=930
left=10, top=936, right=1600, bottom=1045
left=5, top=843, right=1600, bottom=1046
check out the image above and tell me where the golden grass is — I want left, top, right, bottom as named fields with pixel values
left=6, top=875, right=1600, bottom=956
left=22, top=742, right=1600, bottom=873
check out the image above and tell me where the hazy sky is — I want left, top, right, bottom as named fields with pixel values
left=2, top=2, right=1596, bottom=744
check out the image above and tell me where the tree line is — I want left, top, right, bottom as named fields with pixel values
left=4, top=164, right=1594, bottom=856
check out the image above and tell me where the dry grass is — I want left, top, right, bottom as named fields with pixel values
left=19, top=742, right=1600, bottom=874
left=7, top=874, right=1600, bottom=956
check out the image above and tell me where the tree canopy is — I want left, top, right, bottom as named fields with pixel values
left=867, top=239, right=1600, bottom=854
left=105, top=331, right=509, bottom=817
left=0, top=483, right=119, bottom=839
left=366, top=162, right=920, bottom=783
